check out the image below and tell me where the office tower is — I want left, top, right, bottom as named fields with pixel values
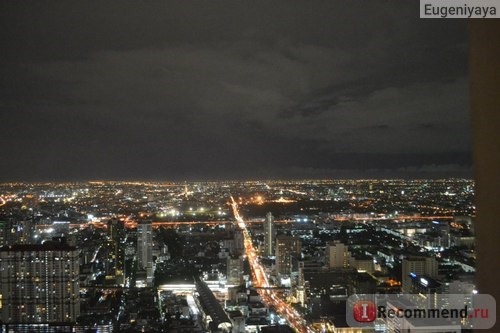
left=0, top=239, right=80, bottom=323
left=263, top=212, right=275, bottom=257
left=296, top=261, right=306, bottom=306
left=233, top=228, right=245, bottom=256
left=325, top=240, right=350, bottom=269
left=22, top=220, right=34, bottom=244
left=107, top=219, right=124, bottom=278
left=275, top=235, right=302, bottom=276
left=137, top=221, right=153, bottom=286
left=227, top=255, right=243, bottom=285
left=402, top=256, right=438, bottom=293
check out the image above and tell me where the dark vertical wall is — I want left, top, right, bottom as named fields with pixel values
left=469, top=20, right=500, bottom=332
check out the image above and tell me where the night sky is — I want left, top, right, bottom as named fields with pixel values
left=0, top=1, right=472, bottom=181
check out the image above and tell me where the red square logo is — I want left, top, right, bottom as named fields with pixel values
left=353, top=301, right=376, bottom=322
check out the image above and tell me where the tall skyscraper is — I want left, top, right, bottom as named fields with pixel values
left=263, top=212, right=275, bottom=257
left=402, top=256, right=438, bottom=293
left=107, top=218, right=124, bottom=279
left=275, top=235, right=301, bottom=276
left=227, top=255, right=243, bottom=285
left=0, top=239, right=80, bottom=324
left=296, top=261, right=306, bottom=306
left=137, top=221, right=153, bottom=286
left=233, top=228, right=245, bottom=256
left=325, top=240, right=350, bottom=269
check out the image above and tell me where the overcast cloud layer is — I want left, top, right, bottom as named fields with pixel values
left=0, top=1, right=472, bottom=181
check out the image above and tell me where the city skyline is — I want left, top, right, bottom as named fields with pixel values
left=1, top=1, right=471, bottom=181
left=0, top=179, right=478, bottom=331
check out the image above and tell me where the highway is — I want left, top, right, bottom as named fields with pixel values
left=33, top=214, right=455, bottom=232
left=230, top=196, right=311, bottom=333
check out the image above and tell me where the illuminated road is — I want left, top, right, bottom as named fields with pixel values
left=230, top=196, right=311, bottom=333
left=33, top=214, right=455, bottom=233
left=330, top=215, right=454, bottom=221
left=131, top=215, right=456, bottom=229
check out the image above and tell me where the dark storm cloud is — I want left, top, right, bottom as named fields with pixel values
left=0, top=1, right=472, bottom=181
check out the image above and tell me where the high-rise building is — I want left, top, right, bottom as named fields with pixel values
left=263, top=212, right=275, bottom=257
left=296, top=261, right=306, bottom=306
left=227, top=255, right=243, bottom=285
left=402, top=256, right=438, bottom=293
left=325, top=240, right=350, bottom=269
left=0, top=239, right=80, bottom=323
left=107, top=219, right=124, bottom=279
left=233, top=228, right=245, bottom=256
left=137, top=221, right=153, bottom=286
left=275, top=235, right=301, bottom=276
